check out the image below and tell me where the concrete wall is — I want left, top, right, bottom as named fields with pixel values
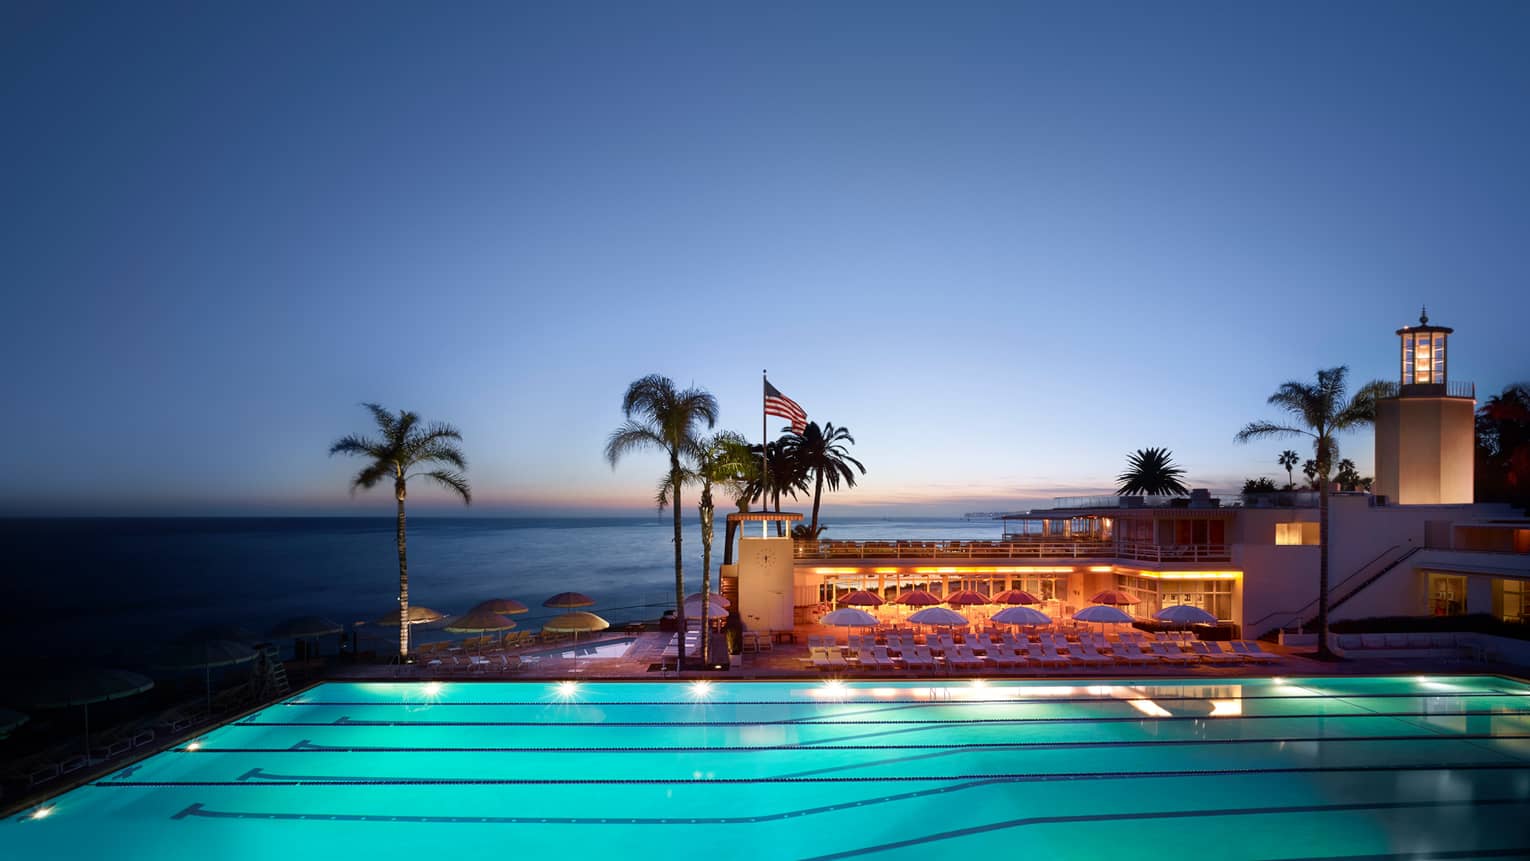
left=1374, top=397, right=1475, bottom=504
left=737, top=537, right=795, bottom=633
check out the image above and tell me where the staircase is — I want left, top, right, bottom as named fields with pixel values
left=252, top=644, right=290, bottom=700
left=1253, top=543, right=1422, bottom=639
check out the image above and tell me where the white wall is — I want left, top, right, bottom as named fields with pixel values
left=737, top=537, right=795, bottom=633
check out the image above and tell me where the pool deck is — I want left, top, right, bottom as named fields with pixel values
left=325, top=631, right=1515, bottom=682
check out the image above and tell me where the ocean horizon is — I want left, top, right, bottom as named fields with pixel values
left=0, top=515, right=1007, bottom=665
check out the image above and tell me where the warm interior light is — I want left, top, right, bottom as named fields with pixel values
left=1128, top=698, right=1172, bottom=718
left=1209, top=699, right=1242, bottom=717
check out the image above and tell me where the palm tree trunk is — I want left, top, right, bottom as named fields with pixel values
left=671, top=459, right=686, bottom=670
left=395, top=483, right=409, bottom=658
left=1316, top=478, right=1332, bottom=659
left=810, top=467, right=825, bottom=534
left=699, top=483, right=713, bottom=664
left=772, top=488, right=783, bottom=537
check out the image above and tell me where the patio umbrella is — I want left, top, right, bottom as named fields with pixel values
left=1075, top=605, right=1133, bottom=624
left=151, top=639, right=258, bottom=713
left=176, top=624, right=261, bottom=644
left=821, top=607, right=878, bottom=627
left=373, top=606, right=447, bottom=626
left=683, top=596, right=729, bottom=618
left=908, top=606, right=969, bottom=627
left=0, top=707, right=27, bottom=737
left=474, top=598, right=530, bottom=616
left=992, top=589, right=1041, bottom=605
left=838, top=590, right=884, bottom=607
left=269, top=616, right=345, bottom=639
left=20, top=668, right=154, bottom=757
left=443, top=607, right=518, bottom=647
left=543, top=611, right=610, bottom=645
left=892, top=589, right=942, bottom=607
left=1155, top=605, right=1217, bottom=626
left=544, top=592, right=595, bottom=609
left=685, top=591, right=730, bottom=607
left=992, top=606, right=1052, bottom=627
left=1089, top=590, right=1140, bottom=606
left=945, top=590, right=990, bottom=606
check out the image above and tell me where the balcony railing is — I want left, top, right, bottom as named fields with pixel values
left=792, top=539, right=1232, bottom=564
left=1374, top=380, right=1475, bottom=399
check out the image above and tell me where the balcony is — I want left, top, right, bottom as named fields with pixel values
left=792, top=538, right=1232, bottom=564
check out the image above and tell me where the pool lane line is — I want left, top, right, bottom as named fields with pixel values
left=96, top=760, right=1530, bottom=788
left=175, top=731, right=1530, bottom=754
left=797, top=798, right=1530, bottom=861
left=233, top=707, right=1530, bottom=727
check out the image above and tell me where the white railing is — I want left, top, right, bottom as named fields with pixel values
left=793, top=539, right=1232, bottom=563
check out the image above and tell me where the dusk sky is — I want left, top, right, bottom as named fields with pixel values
left=2, top=2, right=1527, bottom=516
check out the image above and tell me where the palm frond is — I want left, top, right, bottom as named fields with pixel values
left=350, top=462, right=392, bottom=494
left=417, top=469, right=472, bottom=504
left=1234, top=421, right=1310, bottom=444
left=363, top=403, right=398, bottom=437
left=329, top=434, right=385, bottom=458
left=604, top=421, right=666, bottom=467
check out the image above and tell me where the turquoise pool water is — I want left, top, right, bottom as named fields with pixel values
left=9, top=675, right=1530, bottom=859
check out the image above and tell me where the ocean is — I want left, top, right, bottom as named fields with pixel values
left=0, top=516, right=1004, bottom=664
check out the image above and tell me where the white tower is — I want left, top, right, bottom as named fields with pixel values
left=1373, top=309, right=1476, bottom=504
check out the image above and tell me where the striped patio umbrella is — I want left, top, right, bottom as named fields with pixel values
left=945, top=590, right=991, bottom=606
left=892, top=589, right=942, bottom=607
left=685, top=591, right=730, bottom=607
left=1155, top=605, right=1217, bottom=626
left=1075, top=605, right=1133, bottom=626
left=992, top=606, right=1052, bottom=627
left=543, top=611, right=609, bottom=645
left=269, top=616, right=344, bottom=639
left=544, top=592, right=595, bottom=610
left=373, top=606, right=448, bottom=626
left=821, top=607, right=878, bottom=628
left=992, top=589, right=1041, bottom=605
left=444, top=607, right=518, bottom=634
left=21, top=668, right=154, bottom=757
left=838, top=590, right=884, bottom=607
left=1088, top=590, right=1140, bottom=606
left=474, top=598, right=530, bottom=616
left=908, top=607, right=969, bottom=628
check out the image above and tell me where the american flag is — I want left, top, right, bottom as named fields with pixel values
left=764, top=379, right=807, bottom=433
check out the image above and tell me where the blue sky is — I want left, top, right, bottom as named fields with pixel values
left=2, top=1, right=1527, bottom=516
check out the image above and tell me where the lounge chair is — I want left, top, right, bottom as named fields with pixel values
left=904, top=646, right=938, bottom=671
left=1150, top=642, right=1195, bottom=665
left=1075, top=641, right=1117, bottom=667
left=949, top=645, right=987, bottom=671
left=1189, top=641, right=1240, bottom=664
left=1118, top=642, right=1160, bottom=666
left=986, top=643, right=1025, bottom=668
left=810, top=647, right=850, bottom=671
left=1036, top=644, right=1075, bottom=670
left=1231, top=640, right=1280, bottom=663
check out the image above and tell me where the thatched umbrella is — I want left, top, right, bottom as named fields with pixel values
left=543, top=592, right=595, bottom=610
left=444, top=607, right=518, bottom=650
left=543, top=611, right=609, bottom=645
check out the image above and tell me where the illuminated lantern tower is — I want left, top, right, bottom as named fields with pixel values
left=1373, top=309, right=1476, bottom=504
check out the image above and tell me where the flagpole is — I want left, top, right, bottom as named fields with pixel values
left=761, top=370, right=768, bottom=539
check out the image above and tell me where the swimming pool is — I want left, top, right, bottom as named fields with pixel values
left=9, top=675, right=1530, bottom=859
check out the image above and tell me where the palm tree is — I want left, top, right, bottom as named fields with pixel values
left=329, top=404, right=471, bottom=658
left=605, top=375, right=718, bottom=667
left=1116, top=447, right=1190, bottom=496
left=1235, top=366, right=1388, bottom=659
left=1302, top=458, right=1320, bottom=489
left=1335, top=458, right=1362, bottom=491
left=742, top=439, right=810, bottom=536
left=780, top=421, right=866, bottom=537
left=1278, top=449, right=1300, bottom=490
left=676, top=431, right=752, bottom=662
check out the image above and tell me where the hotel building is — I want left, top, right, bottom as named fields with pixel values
left=726, top=314, right=1530, bottom=639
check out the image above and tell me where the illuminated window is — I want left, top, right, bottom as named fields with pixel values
left=1275, top=522, right=1319, bottom=545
